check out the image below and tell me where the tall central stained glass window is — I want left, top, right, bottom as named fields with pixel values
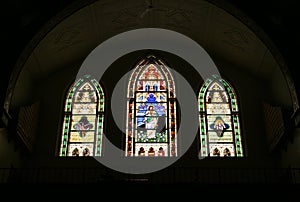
left=198, top=74, right=244, bottom=157
left=59, top=75, right=104, bottom=157
left=126, top=55, right=177, bottom=157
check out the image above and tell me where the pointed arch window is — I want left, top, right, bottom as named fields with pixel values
left=198, top=75, right=243, bottom=157
left=59, top=75, right=105, bottom=157
left=126, top=55, right=177, bottom=157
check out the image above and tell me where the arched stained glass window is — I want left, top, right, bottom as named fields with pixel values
left=59, top=75, right=104, bottom=157
left=126, top=55, right=177, bottom=157
left=199, top=75, right=243, bottom=157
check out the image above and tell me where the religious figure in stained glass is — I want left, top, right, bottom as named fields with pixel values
left=144, top=105, right=159, bottom=130
left=126, top=55, right=177, bottom=157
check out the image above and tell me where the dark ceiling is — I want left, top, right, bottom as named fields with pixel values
left=1, top=0, right=300, bottom=118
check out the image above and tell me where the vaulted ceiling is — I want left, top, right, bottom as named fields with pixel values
left=1, top=0, right=299, bottom=116
left=21, top=0, right=275, bottom=80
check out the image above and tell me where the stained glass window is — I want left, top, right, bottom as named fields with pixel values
left=199, top=75, right=243, bottom=157
left=59, top=75, right=104, bottom=157
left=126, top=55, right=177, bottom=157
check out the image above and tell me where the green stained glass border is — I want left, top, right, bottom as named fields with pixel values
left=59, top=75, right=105, bottom=157
left=199, top=75, right=243, bottom=158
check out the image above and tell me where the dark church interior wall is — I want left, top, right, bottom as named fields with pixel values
left=0, top=129, right=22, bottom=168
left=1, top=0, right=300, bottom=186
left=3, top=50, right=287, bottom=183
left=1, top=47, right=298, bottom=184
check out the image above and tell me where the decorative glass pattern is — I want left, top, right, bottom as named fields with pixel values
left=199, top=75, right=243, bottom=157
left=59, top=75, right=104, bottom=157
left=126, top=55, right=177, bottom=157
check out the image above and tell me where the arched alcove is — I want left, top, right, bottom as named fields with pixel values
left=1, top=0, right=299, bottom=183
